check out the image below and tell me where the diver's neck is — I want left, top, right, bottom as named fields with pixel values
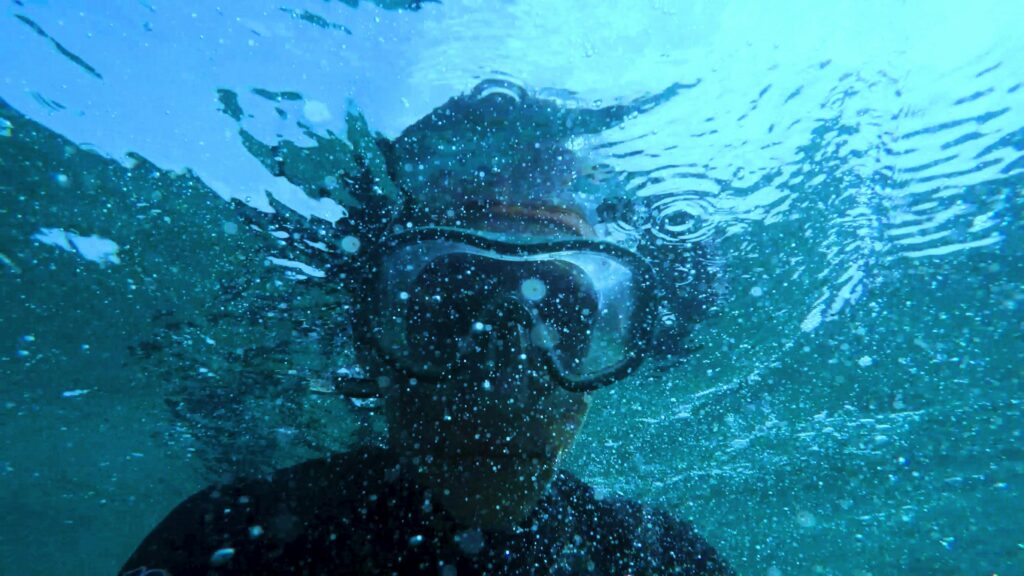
left=397, top=451, right=556, bottom=532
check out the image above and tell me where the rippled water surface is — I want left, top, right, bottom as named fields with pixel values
left=2, top=1, right=1023, bottom=574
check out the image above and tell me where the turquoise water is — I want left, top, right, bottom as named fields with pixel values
left=2, top=1, right=1023, bottom=574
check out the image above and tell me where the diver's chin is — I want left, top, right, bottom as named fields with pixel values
left=409, top=444, right=561, bottom=528
left=432, top=454, right=558, bottom=531
left=435, top=445, right=558, bottom=486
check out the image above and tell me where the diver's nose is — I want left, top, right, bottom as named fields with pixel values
left=478, top=298, right=529, bottom=373
left=472, top=298, right=554, bottom=398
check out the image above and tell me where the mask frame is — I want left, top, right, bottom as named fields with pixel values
left=358, top=227, right=660, bottom=392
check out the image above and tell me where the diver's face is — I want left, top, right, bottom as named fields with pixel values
left=384, top=211, right=593, bottom=529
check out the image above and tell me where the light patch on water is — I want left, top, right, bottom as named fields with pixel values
left=900, top=232, right=1003, bottom=259
left=887, top=202, right=970, bottom=239
left=303, top=239, right=330, bottom=252
left=32, top=228, right=121, bottom=265
left=893, top=229, right=952, bottom=247
left=61, top=389, right=91, bottom=398
left=800, top=262, right=866, bottom=332
left=266, top=256, right=325, bottom=278
left=828, top=263, right=865, bottom=317
left=968, top=210, right=1001, bottom=233
left=800, top=302, right=825, bottom=333
left=0, top=252, right=21, bottom=273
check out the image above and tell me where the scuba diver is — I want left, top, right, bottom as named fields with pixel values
left=120, top=80, right=731, bottom=575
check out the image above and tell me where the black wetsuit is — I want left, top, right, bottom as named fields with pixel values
left=121, top=448, right=732, bottom=575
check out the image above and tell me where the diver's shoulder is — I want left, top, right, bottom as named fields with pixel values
left=262, top=445, right=399, bottom=490
left=182, top=446, right=398, bottom=502
left=548, top=470, right=734, bottom=575
left=119, top=447, right=401, bottom=575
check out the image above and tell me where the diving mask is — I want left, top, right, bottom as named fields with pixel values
left=365, top=227, right=658, bottom=391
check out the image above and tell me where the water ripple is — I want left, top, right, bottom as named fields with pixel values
left=591, top=50, right=1021, bottom=338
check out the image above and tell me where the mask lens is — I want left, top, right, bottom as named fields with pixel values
left=540, top=253, right=637, bottom=379
left=373, top=231, right=655, bottom=387
left=403, top=254, right=501, bottom=374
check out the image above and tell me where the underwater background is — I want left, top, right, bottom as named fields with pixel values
left=1, top=1, right=1022, bottom=574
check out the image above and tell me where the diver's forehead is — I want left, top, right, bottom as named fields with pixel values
left=432, top=204, right=596, bottom=239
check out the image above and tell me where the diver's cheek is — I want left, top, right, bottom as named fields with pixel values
left=391, top=381, right=515, bottom=448
left=543, top=388, right=591, bottom=424
left=518, top=390, right=590, bottom=451
left=388, top=379, right=462, bottom=445
left=390, top=372, right=589, bottom=454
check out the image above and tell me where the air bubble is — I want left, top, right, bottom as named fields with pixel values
left=341, top=236, right=360, bottom=254
left=796, top=510, right=816, bottom=528
left=303, top=100, right=332, bottom=124
left=520, top=278, right=546, bottom=301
